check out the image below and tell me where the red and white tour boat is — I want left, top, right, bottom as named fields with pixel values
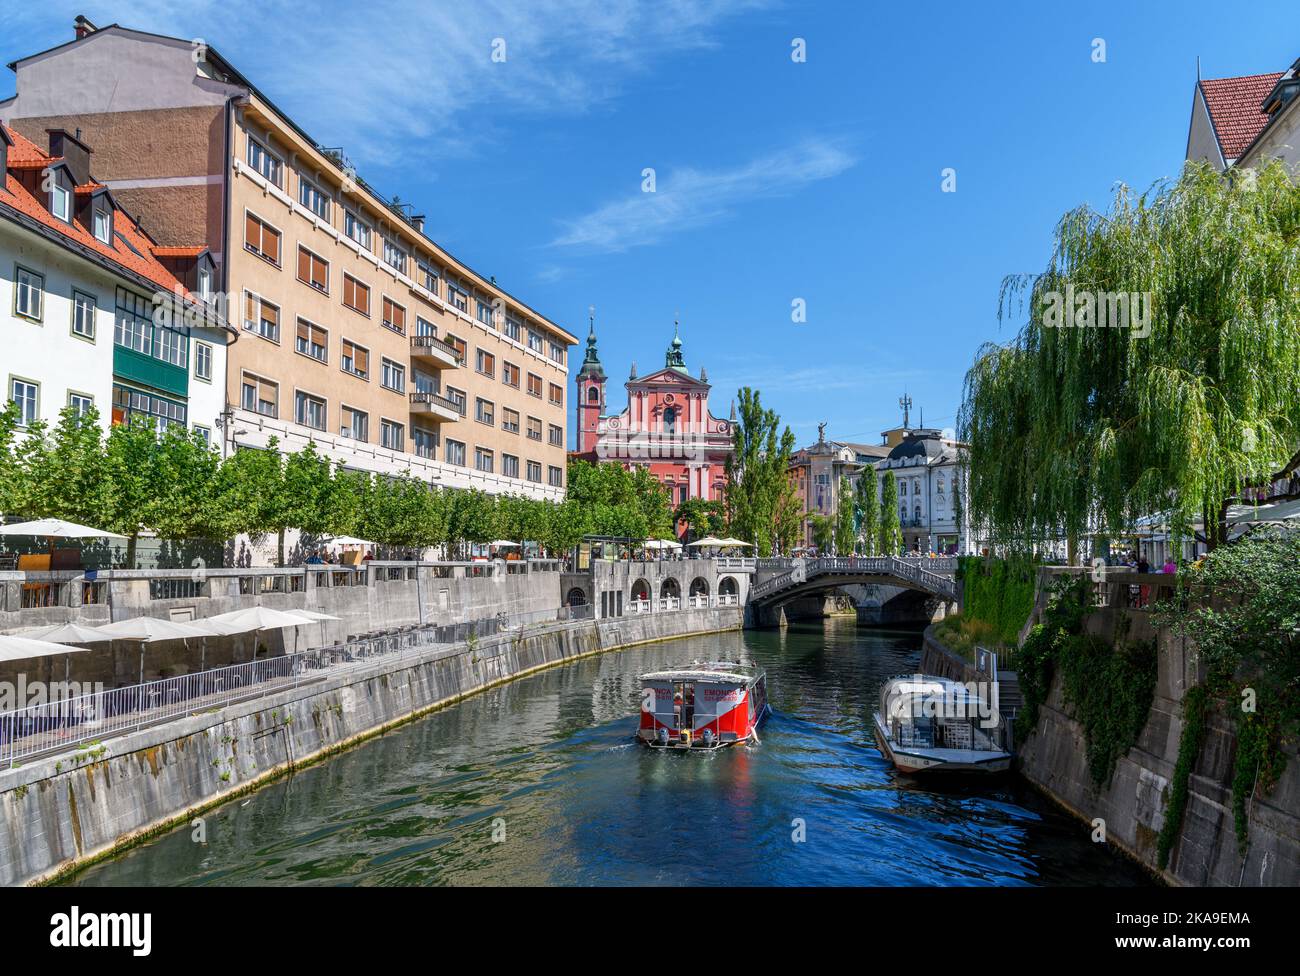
left=637, top=661, right=769, bottom=750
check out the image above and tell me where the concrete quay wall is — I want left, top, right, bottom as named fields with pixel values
left=0, top=605, right=742, bottom=886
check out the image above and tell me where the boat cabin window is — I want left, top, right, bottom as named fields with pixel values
left=673, top=682, right=695, bottom=729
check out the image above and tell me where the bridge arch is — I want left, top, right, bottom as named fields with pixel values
left=660, top=577, right=681, bottom=599
left=689, top=576, right=710, bottom=597
left=719, top=576, right=739, bottom=597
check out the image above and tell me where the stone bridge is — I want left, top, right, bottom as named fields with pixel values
left=748, top=557, right=959, bottom=618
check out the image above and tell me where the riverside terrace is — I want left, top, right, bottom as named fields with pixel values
left=0, top=557, right=753, bottom=688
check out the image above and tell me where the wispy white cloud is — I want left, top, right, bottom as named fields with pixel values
left=550, top=138, right=856, bottom=252
left=2, top=0, right=773, bottom=165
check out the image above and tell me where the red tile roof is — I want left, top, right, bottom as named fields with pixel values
left=1, top=124, right=187, bottom=297
left=1199, top=72, right=1282, bottom=161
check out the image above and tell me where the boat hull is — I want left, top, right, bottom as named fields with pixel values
left=872, top=712, right=1011, bottom=775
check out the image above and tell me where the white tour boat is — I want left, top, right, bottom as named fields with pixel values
left=872, top=674, right=1012, bottom=774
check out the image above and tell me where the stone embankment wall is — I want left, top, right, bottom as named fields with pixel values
left=924, top=612, right=1300, bottom=887
left=0, top=606, right=741, bottom=886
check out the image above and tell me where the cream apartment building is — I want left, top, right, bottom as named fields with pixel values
left=1, top=18, right=575, bottom=501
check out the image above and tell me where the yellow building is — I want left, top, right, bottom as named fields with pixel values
left=1, top=18, right=576, bottom=501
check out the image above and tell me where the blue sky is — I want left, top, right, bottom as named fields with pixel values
left=2, top=1, right=1296, bottom=448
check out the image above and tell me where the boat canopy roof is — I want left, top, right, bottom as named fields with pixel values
left=639, top=661, right=761, bottom=684
left=882, top=675, right=991, bottom=708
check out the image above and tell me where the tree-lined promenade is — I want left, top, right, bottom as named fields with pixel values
left=0, top=401, right=685, bottom=564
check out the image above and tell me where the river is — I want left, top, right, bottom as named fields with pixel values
left=68, top=619, right=1152, bottom=886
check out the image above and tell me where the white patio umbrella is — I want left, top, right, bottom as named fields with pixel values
left=285, top=609, right=340, bottom=622
left=205, top=606, right=322, bottom=660
left=715, top=538, right=754, bottom=548
left=19, top=622, right=113, bottom=644
left=488, top=540, right=520, bottom=548
left=329, top=536, right=376, bottom=547
left=0, top=633, right=93, bottom=662
left=644, top=539, right=682, bottom=550
left=90, top=616, right=221, bottom=683
left=0, top=632, right=94, bottom=687
left=686, top=536, right=728, bottom=548
left=0, top=518, right=126, bottom=562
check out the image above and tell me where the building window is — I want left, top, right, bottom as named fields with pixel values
left=416, top=316, right=436, bottom=337
left=413, top=425, right=437, bottom=458
left=297, top=246, right=329, bottom=292
left=198, top=266, right=213, bottom=303
left=243, top=292, right=281, bottom=342
left=502, top=408, right=520, bottom=434
left=549, top=341, right=565, bottom=364
left=244, top=212, right=282, bottom=265
left=527, top=329, right=543, bottom=353
left=383, top=238, right=408, bottom=275
left=71, top=290, right=96, bottom=339
left=295, top=390, right=327, bottom=431
left=114, top=288, right=151, bottom=352
left=548, top=383, right=563, bottom=407
left=247, top=136, right=282, bottom=186
left=14, top=266, right=43, bottom=321
left=445, top=386, right=467, bottom=415
left=447, top=283, right=468, bottom=312
left=548, top=465, right=563, bottom=488
left=418, top=262, right=440, bottom=295
left=476, top=299, right=495, bottom=327
left=475, top=397, right=494, bottom=426
left=445, top=438, right=466, bottom=466
left=548, top=424, right=563, bottom=447
left=344, top=209, right=372, bottom=250
left=241, top=372, right=278, bottom=418
left=526, top=416, right=542, bottom=441
left=343, top=274, right=370, bottom=316
left=299, top=175, right=330, bottom=221
left=381, top=358, right=405, bottom=393
left=51, top=182, right=71, bottom=222
left=381, top=296, right=406, bottom=334
left=526, top=460, right=542, bottom=483
left=113, top=384, right=186, bottom=432
left=476, top=349, right=495, bottom=378
left=503, top=316, right=521, bottom=342
left=475, top=447, right=494, bottom=473
left=194, top=426, right=211, bottom=446
left=341, top=339, right=369, bottom=380
left=527, top=373, right=543, bottom=398
left=92, top=201, right=112, bottom=244
left=10, top=378, right=38, bottom=425
left=67, top=392, right=93, bottom=418
left=195, top=341, right=213, bottom=381
left=445, top=333, right=467, bottom=363
left=502, top=454, right=519, bottom=479
left=502, top=361, right=520, bottom=387
left=296, top=319, right=328, bottom=363
left=381, top=419, right=404, bottom=451
left=342, top=405, right=368, bottom=442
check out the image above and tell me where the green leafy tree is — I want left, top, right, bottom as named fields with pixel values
left=834, top=475, right=856, bottom=555
left=675, top=496, right=725, bottom=542
left=879, top=470, right=902, bottom=555
left=102, top=417, right=166, bottom=566
left=855, top=469, right=880, bottom=555
left=810, top=513, right=833, bottom=553
left=724, top=387, right=797, bottom=556
left=961, top=161, right=1300, bottom=556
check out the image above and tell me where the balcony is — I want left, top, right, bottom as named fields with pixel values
left=410, top=389, right=464, bottom=422
left=410, top=334, right=463, bottom=369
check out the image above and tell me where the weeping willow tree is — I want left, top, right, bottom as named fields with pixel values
left=960, top=161, right=1300, bottom=555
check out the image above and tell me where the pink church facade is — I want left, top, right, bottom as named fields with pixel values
left=574, top=324, right=734, bottom=508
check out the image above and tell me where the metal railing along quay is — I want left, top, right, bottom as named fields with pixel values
left=0, top=596, right=667, bottom=769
